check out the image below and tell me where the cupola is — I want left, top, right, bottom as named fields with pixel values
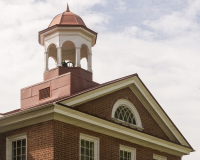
left=38, top=4, right=97, bottom=81
left=21, top=5, right=99, bottom=109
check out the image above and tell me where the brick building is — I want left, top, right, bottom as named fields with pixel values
left=0, top=5, right=194, bottom=160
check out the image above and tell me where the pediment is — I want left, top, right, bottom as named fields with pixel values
left=60, top=74, right=192, bottom=149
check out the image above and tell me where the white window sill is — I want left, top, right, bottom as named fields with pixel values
left=112, top=118, right=144, bottom=131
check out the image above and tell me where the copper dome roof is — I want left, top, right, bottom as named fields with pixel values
left=49, top=5, right=86, bottom=28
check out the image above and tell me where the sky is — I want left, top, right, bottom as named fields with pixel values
left=0, top=0, right=199, bottom=159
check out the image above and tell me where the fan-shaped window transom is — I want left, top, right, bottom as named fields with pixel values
left=111, top=99, right=143, bottom=130
left=114, top=105, right=136, bottom=125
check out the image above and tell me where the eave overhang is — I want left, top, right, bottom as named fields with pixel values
left=0, top=103, right=193, bottom=157
left=38, top=24, right=98, bottom=47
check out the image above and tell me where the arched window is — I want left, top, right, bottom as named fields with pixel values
left=114, top=105, right=136, bottom=125
left=112, top=99, right=143, bottom=130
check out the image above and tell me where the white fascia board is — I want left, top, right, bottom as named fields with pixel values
left=61, top=76, right=190, bottom=148
left=58, top=27, right=96, bottom=38
left=40, top=26, right=96, bottom=46
left=54, top=104, right=192, bottom=156
left=62, top=78, right=135, bottom=106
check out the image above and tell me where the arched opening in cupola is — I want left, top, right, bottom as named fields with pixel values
left=81, top=58, right=87, bottom=70
left=48, top=57, right=57, bottom=70
left=47, top=43, right=57, bottom=70
left=81, top=44, right=89, bottom=70
left=62, top=41, right=76, bottom=65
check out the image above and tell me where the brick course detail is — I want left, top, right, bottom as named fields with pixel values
left=0, top=120, right=181, bottom=160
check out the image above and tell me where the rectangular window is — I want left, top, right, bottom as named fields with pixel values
left=120, top=150, right=131, bottom=160
left=6, top=133, right=27, bottom=160
left=153, top=154, right=167, bottom=160
left=120, top=145, right=136, bottom=160
left=80, top=133, right=99, bottom=160
left=12, top=139, right=26, bottom=160
left=81, top=139, right=94, bottom=160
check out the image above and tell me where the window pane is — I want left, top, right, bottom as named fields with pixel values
left=17, top=140, right=21, bottom=147
left=22, top=147, right=26, bottom=154
left=124, top=151, right=127, bottom=158
left=128, top=152, right=131, bottom=158
left=120, top=150, right=123, bottom=157
left=90, top=142, right=94, bottom=149
left=17, top=156, right=21, bottom=160
left=124, top=114, right=128, bottom=122
left=86, top=141, right=89, bottom=148
left=86, top=156, right=89, bottom=160
left=114, top=111, right=118, bottom=118
left=81, top=140, right=85, bottom=147
left=86, top=148, right=89, bottom=156
left=13, top=149, right=16, bottom=156
left=22, top=139, right=26, bottom=146
left=119, top=113, right=123, bottom=120
left=81, top=147, right=85, bottom=155
left=128, top=117, right=132, bottom=123
left=17, top=148, right=21, bottom=155
left=81, top=155, right=85, bottom=160
left=90, top=149, right=94, bottom=157
left=22, top=155, right=26, bottom=160
left=12, top=141, right=16, bottom=149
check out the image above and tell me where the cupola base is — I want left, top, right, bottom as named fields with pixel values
left=44, top=67, right=93, bottom=81
left=21, top=67, right=98, bottom=110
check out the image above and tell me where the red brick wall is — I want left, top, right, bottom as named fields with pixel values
left=54, top=120, right=181, bottom=160
left=0, top=121, right=54, bottom=160
left=0, top=120, right=181, bottom=160
left=75, top=87, right=172, bottom=142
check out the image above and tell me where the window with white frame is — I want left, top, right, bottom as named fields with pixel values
left=6, top=133, right=27, bottom=160
left=153, top=154, right=167, bottom=160
left=120, top=145, right=136, bottom=160
left=112, top=99, right=143, bottom=130
left=80, top=133, right=99, bottom=160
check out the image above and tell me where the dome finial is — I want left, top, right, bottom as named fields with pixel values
left=66, top=3, right=70, bottom=12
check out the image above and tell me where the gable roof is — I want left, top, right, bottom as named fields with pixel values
left=0, top=73, right=194, bottom=154
left=56, top=73, right=193, bottom=150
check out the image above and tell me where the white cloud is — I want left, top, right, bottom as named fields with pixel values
left=115, top=0, right=127, bottom=11
left=0, top=0, right=199, bottom=160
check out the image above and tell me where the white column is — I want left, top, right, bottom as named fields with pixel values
left=44, top=51, right=49, bottom=71
left=76, top=47, right=81, bottom=67
left=57, top=47, right=62, bottom=66
left=87, top=52, right=92, bottom=72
